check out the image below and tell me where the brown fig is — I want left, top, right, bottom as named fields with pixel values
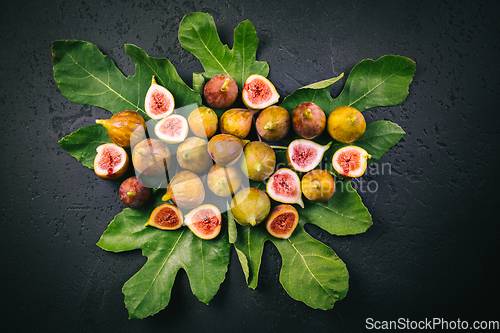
left=301, top=170, right=335, bottom=202
left=207, top=134, right=244, bottom=166
left=204, top=74, right=238, bottom=109
left=184, top=204, right=222, bottom=240
left=145, top=203, right=183, bottom=230
left=162, top=170, right=205, bottom=209
left=188, top=107, right=218, bottom=139
left=327, top=106, right=366, bottom=143
left=119, top=176, right=152, bottom=208
left=132, top=138, right=171, bottom=177
left=219, top=108, right=256, bottom=139
left=93, top=143, right=129, bottom=180
left=176, top=137, right=213, bottom=174
left=265, top=204, right=299, bottom=239
left=231, top=187, right=271, bottom=226
left=292, top=102, right=326, bottom=139
left=95, top=110, right=146, bottom=148
left=206, top=164, right=242, bottom=197
left=255, top=105, right=291, bottom=141
left=240, top=141, right=276, bottom=181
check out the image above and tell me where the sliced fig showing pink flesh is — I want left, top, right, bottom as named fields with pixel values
left=332, top=146, right=371, bottom=178
left=184, top=204, right=222, bottom=240
left=265, top=204, right=299, bottom=239
left=242, top=74, right=280, bottom=109
left=155, top=114, right=188, bottom=144
left=145, top=203, right=183, bottom=230
left=93, top=143, right=129, bottom=180
left=145, top=76, right=175, bottom=119
left=266, top=168, right=304, bottom=208
left=286, top=139, right=331, bottom=172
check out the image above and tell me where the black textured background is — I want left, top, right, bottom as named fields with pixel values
left=2, top=0, right=499, bottom=332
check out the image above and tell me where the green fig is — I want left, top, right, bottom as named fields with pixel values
left=176, top=137, right=213, bottom=173
left=230, top=187, right=271, bottom=226
left=240, top=141, right=276, bottom=181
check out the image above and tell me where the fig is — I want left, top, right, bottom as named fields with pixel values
left=95, top=110, right=146, bottom=148
left=145, top=76, right=175, bottom=119
left=184, top=204, right=222, bottom=240
left=203, top=74, right=238, bottom=109
left=255, top=105, right=290, bottom=141
left=162, top=170, right=205, bottom=209
left=265, top=204, right=299, bottom=239
left=230, top=187, right=271, bottom=226
left=93, top=143, right=129, bottom=180
left=242, top=74, right=280, bottom=110
left=206, top=164, right=242, bottom=197
left=155, top=114, right=189, bottom=144
left=208, top=134, right=244, bottom=166
left=240, top=141, right=276, bottom=181
left=176, top=137, right=213, bottom=174
left=292, top=102, right=326, bottom=139
left=219, top=108, right=256, bottom=139
left=301, top=169, right=335, bottom=202
left=332, top=146, right=371, bottom=178
left=188, top=107, right=218, bottom=139
left=286, top=139, right=331, bottom=173
left=145, top=203, right=183, bottom=230
left=119, top=176, right=152, bottom=208
left=327, top=106, right=366, bottom=143
left=266, top=168, right=304, bottom=208
left=132, top=138, right=171, bottom=176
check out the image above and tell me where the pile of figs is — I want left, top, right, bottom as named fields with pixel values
left=93, top=73, right=372, bottom=240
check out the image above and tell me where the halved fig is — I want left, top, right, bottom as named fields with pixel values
left=301, top=169, right=335, bottom=202
left=176, top=137, right=213, bottom=174
left=265, top=204, right=299, bottom=239
left=240, top=141, right=276, bottom=181
left=145, top=76, right=175, bottom=119
left=286, top=139, right=331, bottom=172
left=94, top=143, right=129, bottom=180
left=206, top=164, right=242, bottom=197
left=204, top=74, right=238, bottom=109
left=95, top=110, right=146, bottom=148
left=132, top=138, right=171, bottom=176
left=242, top=74, right=280, bottom=110
left=208, top=134, right=244, bottom=166
left=155, top=114, right=189, bottom=144
left=327, top=106, right=366, bottom=143
left=119, top=176, right=152, bottom=208
left=188, top=107, right=218, bottom=139
left=145, top=203, right=183, bottom=230
left=162, top=170, right=205, bottom=209
left=292, top=102, right=326, bottom=139
left=332, top=146, right=371, bottom=178
left=255, top=105, right=291, bottom=141
left=231, top=187, right=271, bottom=226
left=266, top=168, right=304, bottom=208
left=219, top=108, right=257, bottom=139
left=184, top=204, right=222, bottom=240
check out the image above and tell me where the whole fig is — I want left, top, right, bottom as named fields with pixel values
left=188, top=107, right=218, bottom=139
left=162, top=170, right=205, bottom=209
left=255, top=105, right=290, bottom=141
left=230, top=187, right=271, bottom=226
left=204, top=74, right=238, bottom=109
left=292, top=102, right=326, bottom=139
left=327, top=106, right=366, bottom=143
left=240, top=141, right=276, bottom=181
left=96, top=110, right=146, bottom=148
left=132, top=139, right=171, bottom=177
left=219, top=108, right=256, bottom=139
left=176, top=137, right=213, bottom=173
left=119, top=176, right=152, bottom=208
left=208, top=134, right=244, bottom=166
left=301, top=169, right=335, bottom=202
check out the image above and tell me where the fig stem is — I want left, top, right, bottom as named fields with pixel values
left=249, top=218, right=257, bottom=226
left=304, top=108, right=312, bottom=119
left=220, top=78, right=230, bottom=92
left=162, top=190, right=173, bottom=202
left=95, top=119, right=108, bottom=127
left=270, top=145, right=287, bottom=150
left=263, top=122, right=275, bottom=130
left=127, top=191, right=136, bottom=197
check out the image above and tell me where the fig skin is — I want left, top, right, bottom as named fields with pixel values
left=208, top=134, right=244, bottom=166
left=119, top=176, right=152, bottom=208
left=176, top=137, right=213, bottom=174
left=231, top=187, right=271, bottom=226
left=96, top=110, right=146, bottom=148
left=204, top=74, right=238, bottom=109
left=188, top=107, right=218, bottom=139
left=184, top=204, right=222, bottom=240
left=132, top=138, right=171, bottom=177
left=94, top=143, right=129, bottom=180
left=162, top=170, right=205, bottom=209
left=206, top=164, right=242, bottom=197
left=242, top=74, right=280, bottom=110
left=301, top=170, right=335, bottom=202
left=240, top=141, right=276, bottom=181
left=292, top=102, right=326, bottom=139
left=255, top=105, right=291, bottom=141
left=219, top=108, right=256, bottom=139
left=145, top=203, right=183, bottom=230
left=265, top=204, right=299, bottom=239
left=327, top=106, right=366, bottom=143
left=332, top=146, right=371, bottom=178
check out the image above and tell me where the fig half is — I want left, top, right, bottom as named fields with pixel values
left=266, top=168, right=304, bottom=208
left=162, top=170, right=205, bottom=209
left=265, top=204, right=299, bottom=239
left=255, top=105, right=290, bottom=141
left=231, top=187, right=271, bottom=226
left=327, top=106, right=366, bottom=143
left=242, top=74, right=280, bottom=110
left=155, top=114, right=189, bottom=144
left=94, top=143, right=129, bottom=180
left=219, top=108, right=256, bottom=139
left=240, top=141, right=276, bottom=181
left=145, top=76, right=175, bottom=119
left=95, top=110, right=146, bottom=148
left=119, top=176, right=152, bottom=208
left=332, top=146, right=371, bottom=178
left=286, top=139, right=331, bottom=173
left=301, top=169, right=335, bottom=202
left=188, top=107, right=218, bottom=139
left=145, top=203, right=183, bottom=230
left=184, top=204, right=222, bottom=240
left=292, top=102, right=326, bottom=139
left=204, top=74, right=238, bottom=109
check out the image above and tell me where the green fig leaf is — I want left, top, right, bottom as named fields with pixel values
left=97, top=195, right=231, bottom=319
left=178, top=12, right=269, bottom=88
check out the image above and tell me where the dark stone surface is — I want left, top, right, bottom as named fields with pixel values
left=1, top=0, right=499, bottom=331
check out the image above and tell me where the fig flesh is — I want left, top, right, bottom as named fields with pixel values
left=145, top=76, right=175, bottom=119
left=255, top=105, right=290, bottom=141
left=265, top=204, right=299, bottom=239
left=204, top=74, right=238, bottom=109
left=219, top=108, right=256, bottom=139
left=95, top=110, right=146, bottom=148
left=301, top=169, right=335, bottom=202
left=155, top=114, right=189, bottom=144
left=176, top=137, right=213, bottom=173
left=184, top=204, right=222, bottom=240
left=266, top=168, right=304, bottom=208
left=286, top=139, right=331, bottom=173
left=332, top=146, right=371, bottom=178
left=188, top=107, right=218, bottom=139
left=119, top=176, right=152, bottom=208
left=94, top=143, right=129, bottom=180
left=208, top=134, right=244, bottom=166
left=206, top=164, right=242, bottom=197
left=292, top=102, right=326, bottom=139
left=145, top=203, right=183, bottom=230
left=240, top=141, right=276, bottom=181
left=242, top=74, right=280, bottom=110
left=327, top=106, right=366, bottom=143
left=132, top=138, right=171, bottom=177
left=231, top=187, right=271, bottom=226
left=162, top=170, right=205, bottom=209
